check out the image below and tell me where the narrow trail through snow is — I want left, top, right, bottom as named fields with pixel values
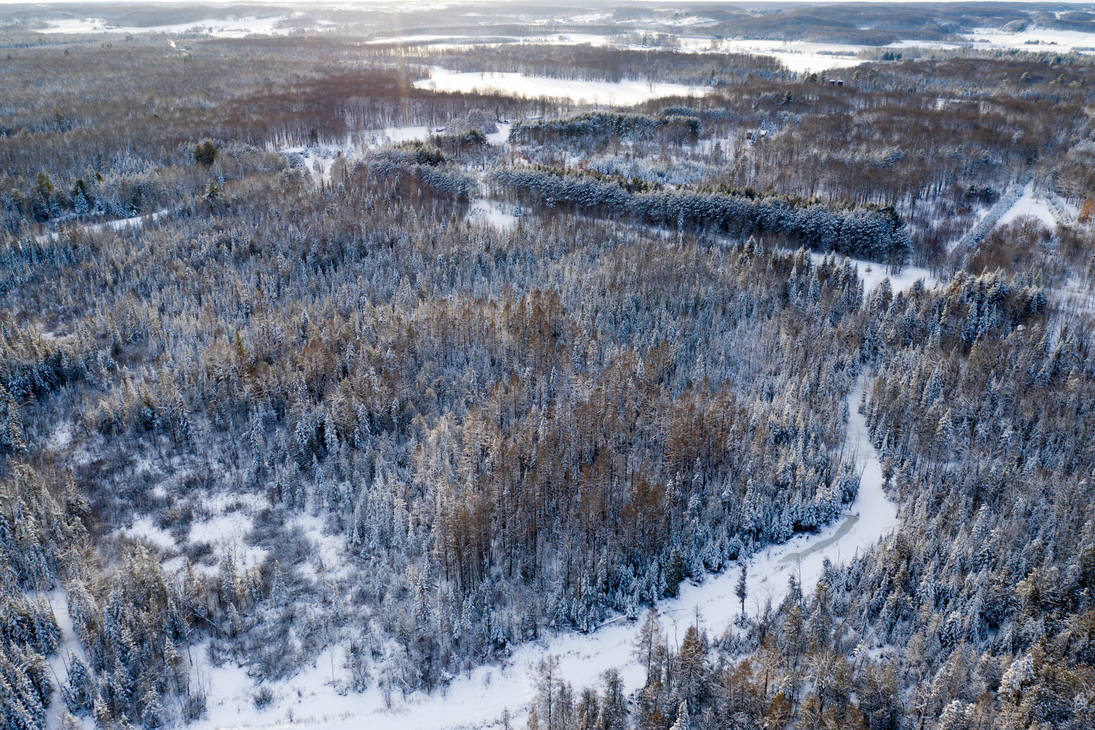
left=779, top=513, right=859, bottom=564
left=192, top=375, right=899, bottom=730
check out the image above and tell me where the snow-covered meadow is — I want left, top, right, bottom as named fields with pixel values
left=996, top=181, right=1062, bottom=230
left=964, top=26, right=1095, bottom=54
left=413, top=67, right=710, bottom=106
left=35, top=15, right=303, bottom=38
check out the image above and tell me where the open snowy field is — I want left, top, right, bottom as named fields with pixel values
left=678, top=37, right=869, bottom=73
left=413, top=67, right=710, bottom=106
left=35, top=15, right=304, bottom=38
left=996, top=181, right=1062, bottom=230
left=810, top=254, right=936, bottom=296
left=965, top=26, right=1095, bottom=54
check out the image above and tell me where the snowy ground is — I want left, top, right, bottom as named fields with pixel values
left=117, top=517, right=177, bottom=552
left=188, top=508, right=265, bottom=572
left=949, top=179, right=1028, bottom=257
left=413, top=67, right=710, bottom=106
left=47, top=421, right=73, bottom=451
left=809, top=253, right=936, bottom=295
left=275, top=126, right=433, bottom=183
left=1054, top=277, right=1095, bottom=315
left=466, top=199, right=520, bottom=230
left=35, top=208, right=170, bottom=243
left=42, top=590, right=96, bottom=730
left=964, top=27, right=1095, bottom=54
left=36, top=15, right=304, bottom=38
left=678, top=37, right=868, bottom=74
left=185, top=374, right=898, bottom=730
left=485, top=123, right=512, bottom=146
left=275, top=122, right=517, bottom=187
left=996, top=181, right=1059, bottom=231
left=886, top=39, right=963, bottom=51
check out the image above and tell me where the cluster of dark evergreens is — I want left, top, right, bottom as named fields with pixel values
left=491, top=167, right=911, bottom=263
left=510, top=112, right=700, bottom=147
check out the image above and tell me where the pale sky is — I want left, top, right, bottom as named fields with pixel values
left=3, top=1, right=1094, bottom=4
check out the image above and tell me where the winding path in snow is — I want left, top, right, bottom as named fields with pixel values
left=191, top=374, right=898, bottom=730
left=33, top=208, right=170, bottom=244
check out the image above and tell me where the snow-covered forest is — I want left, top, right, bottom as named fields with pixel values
left=2, top=2, right=1094, bottom=729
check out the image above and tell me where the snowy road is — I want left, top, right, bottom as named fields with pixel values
left=193, top=374, right=899, bottom=730
left=33, top=207, right=170, bottom=243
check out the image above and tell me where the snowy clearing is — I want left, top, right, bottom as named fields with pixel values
left=276, top=126, right=433, bottom=183
left=809, top=253, right=936, bottom=295
left=886, top=39, right=963, bottom=50
left=277, top=122, right=512, bottom=186
left=47, top=421, right=73, bottom=451
left=116, top=517, right=177, bottom=552
left=964, top=27, right=1095, bottom=54
left=949, top=178, right=1027, bottom=256
left=188, top=375, right=898, bottom=730
left=466, top=199, right=520, bottom=230
left=92, top=208, right=170, bottom=233
left=36, top=15, right=301, bottom=38
left=286, top=513, right=350, bottom=581
left=485, top=123, right=512, bottom=146
left=996, top=181, right=1059, bottom=230
left=188, top=497, right=267, bottom=572
left=413, top=67, right=710, bottom=106
left=678, top=37, right=867, bottom=73
left=1052, top=277, right=1095, bottom=315
left=34, top=208, right=169, bottom=243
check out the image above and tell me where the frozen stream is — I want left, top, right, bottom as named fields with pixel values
left=192, top=374, right=899, bottom=730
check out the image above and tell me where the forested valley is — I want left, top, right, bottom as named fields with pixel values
left=2, top=3, right=1094, bottom=729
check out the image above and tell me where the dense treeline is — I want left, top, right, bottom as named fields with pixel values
left=424, top=44, right=788, bottom=85
left=543, top=270, right=1095, bottom=729
left=473, top=53, right=1095, bottom=267
left=363, top=144, right=477, bottom=202
left=0, top=147, right=883, bottom=724
left=511, top=112, right=700, bottom=147
left=850, top=273, right=1094, bottom=728
left=492, top=167, right=911, bottom=263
